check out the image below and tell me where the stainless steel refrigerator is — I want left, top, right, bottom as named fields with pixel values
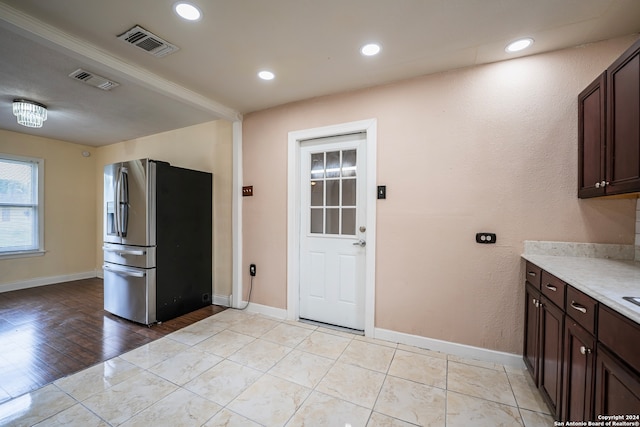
left=103, top=159, right=212, bottom=325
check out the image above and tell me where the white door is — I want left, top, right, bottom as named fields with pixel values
left=299, top=133, right=367, bottom=330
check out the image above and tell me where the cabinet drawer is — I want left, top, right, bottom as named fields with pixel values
left=566, top=286, right=598, bottom=335
left=541, top=271, right=566, bottom=308
left=598, top=306, right=640, bottom=374
left=525, top=262, right=542, bottom=288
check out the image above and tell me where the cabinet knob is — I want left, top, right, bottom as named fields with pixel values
left=580, top=346, right=592, bottom=355
left=601, top=180, right=607, bottom=187
left=595, top=182, right=600, bottom=188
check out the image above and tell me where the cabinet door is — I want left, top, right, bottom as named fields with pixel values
left=539, top=296, right=564, bottom=417
left=524, top=284, right=541, bottom=383
left=578, top=72, right=606, bottom=198
left=562, top=320, right=595, bottom=421
left=594, top=345, right=640, bottom=417
left=606, top=39, right=640, bottom=195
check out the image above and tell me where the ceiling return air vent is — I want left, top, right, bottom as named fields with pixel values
left=117, top=25, right=179, bottom=57
left=68, top=69, right=120, bottom=91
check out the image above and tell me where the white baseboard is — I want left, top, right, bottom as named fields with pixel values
left=0, top=271, right=99, bottom=294
left=240, top=301, right=288, bottom=320
left=227, top=301, right=522, bottom=367
left=213, top=294, right=231, bottom=307
left=374, top=327, right=524, bottom=368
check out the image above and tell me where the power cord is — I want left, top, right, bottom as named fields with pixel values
left=236, top=275, right=254, bottom=310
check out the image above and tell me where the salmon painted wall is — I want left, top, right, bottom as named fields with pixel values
left=0, top=130, right=97, bottom=289
left=242, top=35, right=639, bottom=354
left=95, top=120, right=233, bottom=298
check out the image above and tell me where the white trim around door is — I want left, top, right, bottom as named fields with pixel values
left=231, top=120, right=243, bottom=309
left=287, top=119, right=377, bottom=337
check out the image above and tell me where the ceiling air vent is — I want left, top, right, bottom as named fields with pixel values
left=117, top=25, right=179, bottom=57
left=68, top=69, right=120, bottom=91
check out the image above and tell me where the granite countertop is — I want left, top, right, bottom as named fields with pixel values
left=522, top=253, right=640, bottom=325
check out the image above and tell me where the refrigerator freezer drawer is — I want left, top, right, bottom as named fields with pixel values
left=103, top=243, right=156, bottom=269
left=103, top=262, right=156, bottom=325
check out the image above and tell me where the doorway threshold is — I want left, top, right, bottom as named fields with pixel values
left=299, top=318, right=364, bottom=336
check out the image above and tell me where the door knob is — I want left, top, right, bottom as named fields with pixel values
left=352, top=239, right=366, bottom=247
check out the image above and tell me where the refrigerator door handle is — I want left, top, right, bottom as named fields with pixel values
left=102, top=246, right=146, bottom=256
left=115, top=166, right=122, bottom=237
left=103, top=264, right=146, bottom=278
left=120, top=168, right=129, bottom=236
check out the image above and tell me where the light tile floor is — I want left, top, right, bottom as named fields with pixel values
left=0, top=310, right=555, bottom=426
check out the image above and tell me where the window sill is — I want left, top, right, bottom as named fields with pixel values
left=0, top=250, right=46, bottom=260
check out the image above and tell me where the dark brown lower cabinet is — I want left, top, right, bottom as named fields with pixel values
left=594, top=345, right=640, bottom=416
left=562, top=320, right=595, bottom=421
left=539, top=296, right=564, bottom=416
left=523, top=261, right=640, bottom=421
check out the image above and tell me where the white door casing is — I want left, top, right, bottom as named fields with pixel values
left=299, top=134, right=366, bottom=330
left=287, top=119, right=377, bottom=336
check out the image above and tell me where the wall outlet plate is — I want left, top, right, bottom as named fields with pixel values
left=476, top=232, right=496, bottom=244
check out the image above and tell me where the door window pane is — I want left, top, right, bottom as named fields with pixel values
left=326, top=208, right=339, bottom=234
left=326, top=151, right=341, bottom=178
left=311, top=153, right=324, bottom=179
left=310, top=208, right=323, bottom=234
left=342, top=179, right=356, bottom=206
left=310, top=181, right=323, bottom=206
left=326, top=180, right=340, bottom=206
left=342, top=208, right=356, bottom=236
left=342, top=150, right=357, bottom=177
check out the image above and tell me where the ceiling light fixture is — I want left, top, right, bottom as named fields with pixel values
left=174, top=2, right=202, bottom=21
left=360, top=43, right=381, bottom=56
left=258, top=70, right=275, bottom=81
left=12, top=99, right=48, bottom=128
left=505, top=38, right=534, bottom=53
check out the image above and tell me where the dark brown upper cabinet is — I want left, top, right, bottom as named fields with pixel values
left=578, top=73, right=606, bottom=198
left=606, top=39, right=640, bottom=195
left=578, top=38, right=640, bottom=198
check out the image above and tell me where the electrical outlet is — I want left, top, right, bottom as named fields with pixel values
left=475, top=232, right=497, bottom=244
left=249, top=264, right=256, bottom=276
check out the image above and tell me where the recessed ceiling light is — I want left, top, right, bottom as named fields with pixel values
left=174, top=2, right=201, bottom=21
left=505, top=38, right=534, bottom=53
left=360, top=43, right=381, bottom=56
left=258, top=70, right=275, bottom=81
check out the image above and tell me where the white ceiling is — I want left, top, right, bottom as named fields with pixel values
left=1, top=0, right=639, bottom=146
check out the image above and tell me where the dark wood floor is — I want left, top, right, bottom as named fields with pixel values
left=0, top=278, right=226, bottom=404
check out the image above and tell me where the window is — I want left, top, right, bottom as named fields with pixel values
left=309, top=149, right=357, bottom=236
left=0, top=154, right=44, bottom=258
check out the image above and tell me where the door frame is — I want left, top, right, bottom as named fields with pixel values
left=287, top=119, right=377, bottom=336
